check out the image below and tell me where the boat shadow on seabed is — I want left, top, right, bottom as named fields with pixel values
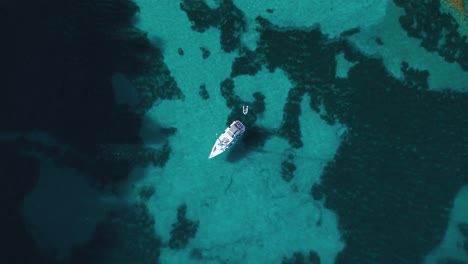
left=225, top=124, right=331, bottom=164
left=225, top=126, right=273, bottom=162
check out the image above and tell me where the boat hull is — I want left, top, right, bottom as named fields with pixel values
left=208, top=120, right=245, bottom=159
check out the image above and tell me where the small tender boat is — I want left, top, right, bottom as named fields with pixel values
left=209, top=120, right=245, bottom=159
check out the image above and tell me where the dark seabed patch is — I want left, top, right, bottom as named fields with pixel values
left=168, top=204, right=199, bottom=250
left=253, top=9, right=468, bottom=264
left=1, top=0, right=184, bottom=262
left=0, top=141, right=58, bottom=264
left=282, top=250, right=321, bottom=264
left=180, top=0, right=246, bottom=52
left=70, top=203, right=161, bottom=264
left=394, top=0, right=468, bottom=70
left=3, top=0, right=468, bottom=263
left=199, top=83, right=210, bottom=100
left=179, top=6, right=468, bottom=261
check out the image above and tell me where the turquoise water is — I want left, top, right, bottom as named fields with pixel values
left=124, top=0, right=468, bottom=263
left=8, top=0, right=468, bottom=263
left=131, top=1, right=349, bottom=262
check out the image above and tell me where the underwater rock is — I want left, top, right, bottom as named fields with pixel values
left=220, top=78, right=240, bottom=109
left=178, top=48, right=184, bottom=56
left=401, top=61, right=429, bottom=90
left=310, top=183, right=324, bottom=201
left=256, top=16, right=337, bottom=83
left=251, top=4, right=468, bottom=263
left=180, top=0, right=246, bottom=52
left=168, top=204, right=199, bottom=250
left=277, top=86, right=305, bottom=148
left=200, top=47, right=211, bottom=59
left=339, top=27, right=360, bottom=38
left=337, top=38, right=368, bottom=63
left=281, top=160, right=296, bottom=182
left=280, top=152, right=296, bottom=182
left=309, top=250, right=321, bottom=264
left=218, top=0, right=246, bottom=52
left=395, top=0, right=468, bottom=70
left=318, top=76, right=468, bottom=263
left=132, top=51, right=184, bottom=112
left=180, top=0, right=220, bottom=32
left=375, top=37, right=384, bottom=45
left=199, top=84, right=210, bottom=100
left=231, top=48, right=262, bottom=77
left=252, top=92, right=266, bottom=114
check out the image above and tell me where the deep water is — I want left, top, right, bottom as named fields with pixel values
left=2, top=0, right=468, bottom=263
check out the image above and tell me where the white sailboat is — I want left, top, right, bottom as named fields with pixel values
left=208, top=120, right=245, bottom=159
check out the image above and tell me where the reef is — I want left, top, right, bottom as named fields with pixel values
left=180, top=0, right=246, bottom=52
left=200, top=47, right=211, bottom=59
left=400, top=61, right=429, bottom=90
left=339, top=27, right=360, bottom=37
left=395, top=0, right=468, bottom=70
left=218, top=0, right=246, bottom=52
left=310, top=183, right=324, bottom=201
left=180, top=0, right=220, bottom=32
left=65, top=0, right=184, bottom=113
left=277, top=86, right=305, bottom=148
left=280, top=152, right=297, bottom=182
left=220, top=78, right=241, bottom=109
left=316, top=58, right=468, bottom=263
left=178, top=47, right=184, bottom=56
left=231, top=48, right=263, bottom=77
left=256, top=17, right=337, bottom=83
left=168, top=204, right=199, bottom=250
left=256, top=17, right=339, bottom=147
left=131, top=50, right=184, bottom=112
left=253, top=9, right=468, bottom=263
left=70, top=203, right=161, bottom=264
